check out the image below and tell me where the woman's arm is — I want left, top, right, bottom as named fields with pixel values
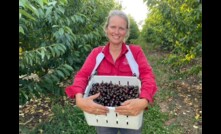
left=135, top=46, right=158, bottom=104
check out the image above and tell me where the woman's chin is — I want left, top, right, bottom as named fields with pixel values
left=110, top=40, right=123, bottom=45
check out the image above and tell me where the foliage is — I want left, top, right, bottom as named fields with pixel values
left=127, top=15, right=140, bottom=44
left=141, top=0, right=202, bottom=71
left=19, top=0, right=121, bottom=104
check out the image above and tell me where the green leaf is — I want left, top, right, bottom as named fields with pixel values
left=37, top=8, right=44, bottom=18
left=54, top=47, right=60, bottom=57
left=19, top=9, right=36, bottom=21
left=66, top=18, right=70, bottom=25
left=58, top=6, right=65, bottom=14
left=49, top=46, right=55, bottom=57
left=29, top=56, right=33, bottom=66
left=44, top=76, right=53, bottom=84
left=27, top=85, right=33, bottom=92
left=58, top=28, right=64, bottom=35
left=75, top=51, right=80, bottom=57
left=48, top=1, right=57, bottom=6
left=45, top=52, right=51, bottom=60
left=19, top=26, right=25, bottom=34
left=71, top=16, right=76, bottom=23
left=40, top=47, right=46, bottom=60
left=59, top=44, right=66, bottom=52
left=45, top=6, right=53, bottom=17
left=35, top=84, right=43, bottom=92
left=64, top=26, right=72, bottom=33
left=63, top=64, right=73, bottom=72
left=52, top=25, right=59, bottom=28
left=59, top=0, right=68, bottom=5
left=25, top=2, right=39, bottom=18
left=36, top=0, right=44, bottom=8
left=20, top=90, right=29, bottom=100
left=19, top=63, right=25, bottom=70
left=56, top=70, right=65, bottom=78
left=50, top=75, right=60, bottom=82
left=24, top=55, right=29, bottom=64
left=42, top=0, right=49, bottom=4
left=60, top=68, right=70, bottom=76
left=35, top=50, right=42, bottom=64
left=19, top=0, right=25, bottom=7
left=57, top=44, right=65, bottom=53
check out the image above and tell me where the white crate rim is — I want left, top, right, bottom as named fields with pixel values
left=83, top=75, right=143, bottom=130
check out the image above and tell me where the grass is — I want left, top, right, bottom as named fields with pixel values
left=20, top=101, right=176, bottom=134
left=20, top=103, right=97, bottom=134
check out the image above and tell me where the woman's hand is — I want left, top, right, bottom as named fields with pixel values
left=115, top=98, right=148, bottom=116
left=75, top=93, right=109, bottom=115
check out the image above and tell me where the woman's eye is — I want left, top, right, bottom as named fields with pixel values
left=110, top=26, right=116, bottom=29
left=120, top=27, right=125, bottom=30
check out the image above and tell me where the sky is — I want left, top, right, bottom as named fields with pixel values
left=115, top=0, right=149, bottom=30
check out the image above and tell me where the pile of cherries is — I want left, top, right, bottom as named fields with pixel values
left=88, top=81, right=139, bottom=107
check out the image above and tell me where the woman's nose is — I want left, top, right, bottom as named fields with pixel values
left=114, top=28, right=119, bottom=34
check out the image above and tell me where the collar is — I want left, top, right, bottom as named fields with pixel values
left=101, top=42, right=128, bottom=64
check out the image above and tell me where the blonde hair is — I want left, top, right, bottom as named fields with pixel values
left=103, top=10, right=130, bottom=41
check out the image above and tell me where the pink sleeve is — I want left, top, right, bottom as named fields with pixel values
left=65, top=47, right=101, bottom=99
left=133, top=46, right=158, bottom=103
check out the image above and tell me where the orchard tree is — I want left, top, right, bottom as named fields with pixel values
left=19, top=0, right=121, bottom=104
left=142, top=0, right=202, bottom=68
left=127, top=15, right=140, bottom=44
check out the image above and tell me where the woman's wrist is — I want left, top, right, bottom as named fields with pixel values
left=75, top=93, right=83, bottom=98
left=75, top=93, right=83, bottom=107
left=139, top=98, right=149, bottom=110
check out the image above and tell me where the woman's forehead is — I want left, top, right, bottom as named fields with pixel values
left=108, top=16, right=127, bottom=26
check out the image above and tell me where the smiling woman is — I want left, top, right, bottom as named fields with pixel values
left=65, top=9, right=158, bottom=134
left=115, top=0, right=148, bottom=30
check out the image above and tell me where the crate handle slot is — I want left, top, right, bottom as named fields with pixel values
left=106, top=120, right=108, bottom=123
left=116, top=113, right=118, bottom=117
left=96, top=119, right=98, bottom=123
left=126, top=121, right=129, bottom=125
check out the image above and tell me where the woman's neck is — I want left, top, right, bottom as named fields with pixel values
left=109, top=43, right=122, bottom=53
left=109, top=43, right=122, bottom=62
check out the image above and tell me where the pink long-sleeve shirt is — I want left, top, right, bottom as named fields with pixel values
left=65, top=43, right=157, bottom=103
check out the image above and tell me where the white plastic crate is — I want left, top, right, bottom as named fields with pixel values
left=83, top=76, right=143, bottom=130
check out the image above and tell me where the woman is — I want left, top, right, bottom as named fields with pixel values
left=65, top=10, right=157, bottom=134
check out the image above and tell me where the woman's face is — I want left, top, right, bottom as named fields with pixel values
left=106, top=15, right=128, bottom=46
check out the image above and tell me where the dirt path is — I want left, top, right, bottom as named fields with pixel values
left=147, top=50, right=202, bottom=134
